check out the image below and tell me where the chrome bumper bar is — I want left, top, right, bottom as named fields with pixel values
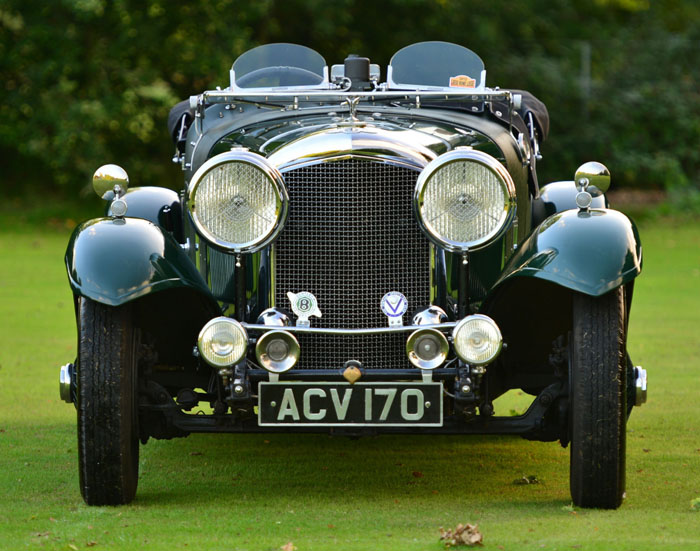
left=241, top=322, right=456, bottom=335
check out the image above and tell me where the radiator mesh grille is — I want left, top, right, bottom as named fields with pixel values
left=275, top=159, right=431, bottom=369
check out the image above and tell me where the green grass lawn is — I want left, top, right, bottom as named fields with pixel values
left=1, top=214, right=699, bottom=550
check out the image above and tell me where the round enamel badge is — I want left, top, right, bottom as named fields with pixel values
left=381, top=291, right=408, bottom=326
left=287, top=291, right=322, bottom=326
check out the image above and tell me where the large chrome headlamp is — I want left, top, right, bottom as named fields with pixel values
left=188, top=150, right=288, bottom=253
left=415, top=149, right=516, bottom=252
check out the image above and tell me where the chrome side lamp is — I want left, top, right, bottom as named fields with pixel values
left=574, top=161, right=610, bottom=210
left=93, top=164, right=129, bottom=217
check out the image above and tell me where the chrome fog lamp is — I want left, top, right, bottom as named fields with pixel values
left=188, top=150, right=288, bottom=253
left=255, top=330, right=300, bottom=373
left=406, top=328, right=448, bottom=369
left=452, top=314, right=503, bottom=366
left=198, top=317, right=248, bottom=368
left=415, top=149, right=516, bottom=252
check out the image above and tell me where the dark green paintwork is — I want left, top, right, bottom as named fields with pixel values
left=66, top=217, right=216, bottom=308
left=184, top=103, right=526, bottom=187
left=196, top=108, right=531, bottom=318
left=210, top=114, right=503, bottom=161
left=489, top=208, right=642, bottom=298
left=532, top=181, right=607, bottom=227
left=105, top=186, right=183, bottom=236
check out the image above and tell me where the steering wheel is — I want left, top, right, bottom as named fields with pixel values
left=235, top=66, right=324, bottom=88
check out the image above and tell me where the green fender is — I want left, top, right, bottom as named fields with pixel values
left=66, top=217, right=216, bottom=307
left=490, top=209, right=642, bottom=297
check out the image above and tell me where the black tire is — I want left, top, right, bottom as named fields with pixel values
left=77, top=297, right=139, bottom=505
left=569, top=287, right=627, bottom=509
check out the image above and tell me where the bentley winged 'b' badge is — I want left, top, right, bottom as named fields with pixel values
left=381, top=291, right=408, bottom=327
left=287, top=291, right=322, bottom=327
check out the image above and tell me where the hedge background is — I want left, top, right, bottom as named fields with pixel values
left=1, top=0, right=698, bottom=202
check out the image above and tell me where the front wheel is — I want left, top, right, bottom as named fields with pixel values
left=77, top=298, right=139, bottom=505
left=569, top=287, right=627, bottom=509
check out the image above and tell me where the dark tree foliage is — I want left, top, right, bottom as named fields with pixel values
left=1, top=0, right=698, bottom=197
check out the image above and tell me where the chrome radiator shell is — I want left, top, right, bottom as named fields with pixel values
left=274, top=158, right=431, bottom=369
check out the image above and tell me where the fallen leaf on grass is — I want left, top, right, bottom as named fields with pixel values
left=642, top=448, right=651, bottom=453
left=280, top=542, right=297, bottom=551
left=439, top=523, right=483, bottom=547
left=412, top=471, right=424, bottom=478
left=513, top=475, right=539, bottom=485
left=690, top=498, right=700, bottom=511
left=189, top=451, right=203, bottom=456
left=86, top=541, right=98, bottom=547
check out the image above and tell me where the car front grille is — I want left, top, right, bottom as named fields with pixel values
left=275, top=158, right=431, bottom=370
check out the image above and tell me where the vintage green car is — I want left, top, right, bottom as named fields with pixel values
left=60, top=41, right=646, bottom=508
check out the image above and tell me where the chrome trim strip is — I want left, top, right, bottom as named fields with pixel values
left=242, top=322, right=456, bottom=335
left=270, top=244, right=277, bottom=307
left=201, top=89, right=513, bottom=102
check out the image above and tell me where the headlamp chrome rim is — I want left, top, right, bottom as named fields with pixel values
left=197, top=317, right=248, bottom=368
left=187, top=150, right=288, bottom=253
left=414, top=149, right=516, bottom=252
left=452, top=314, right=503, bottom=366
